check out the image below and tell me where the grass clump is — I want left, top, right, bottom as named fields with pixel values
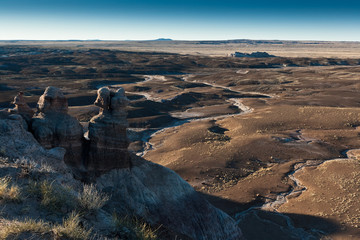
left=113, top=214, right=158, bottom=240
left=0, top=176, right=22, bottom=202
left=0, top=212, right=92, bottom=240
left=0, top=218, right=51, bottom=239
left=53, top=211, right=92, bottom=240
left=27, top=180, right=77, bottom=213
left=78, top=184, right=110, bottom=212
left=27, top=181, right=109, bottom=214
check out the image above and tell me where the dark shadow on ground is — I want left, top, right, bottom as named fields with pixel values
left=199, top=192, right=340, bottom=240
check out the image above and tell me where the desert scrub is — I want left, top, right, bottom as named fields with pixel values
left=0, top=176, right=21, bottom=202
left=78, top=184, right=109, bottom=212
left=112, top=214, right=158, bottom=240
left=0, top=218, right=51, bottom=239
left=53, top=211, right=92, bottom=240
left=27, top=180, right=77, bottom=213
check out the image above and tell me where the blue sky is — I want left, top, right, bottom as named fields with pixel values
left=0, top=0, right=359, bottom=41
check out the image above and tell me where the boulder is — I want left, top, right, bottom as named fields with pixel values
left=31, top=87, right=83, bottom=167
left=86, top=87, right=130, bottom=172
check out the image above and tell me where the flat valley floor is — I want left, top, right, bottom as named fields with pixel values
left=1, top=40, right=360, bottom=239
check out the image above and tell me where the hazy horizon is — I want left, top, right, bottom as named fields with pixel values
left=1, top=0, right=360, bottom=41
left=1, top=38, right=360, bottom=43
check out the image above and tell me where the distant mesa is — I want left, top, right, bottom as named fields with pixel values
left=230, top=51, right=276, bottom=58
left=152, top=38, right=173, bottom=41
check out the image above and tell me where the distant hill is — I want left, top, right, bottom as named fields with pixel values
left=152, top=38, right=173, bottom=41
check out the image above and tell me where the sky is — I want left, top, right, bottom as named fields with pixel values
left=0, top=0, right=359, bottom=41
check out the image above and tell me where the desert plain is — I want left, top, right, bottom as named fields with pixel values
left=1, top=39, right=360, bottom=239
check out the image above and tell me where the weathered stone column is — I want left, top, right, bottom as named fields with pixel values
left=87, top=87, right=130, bottom=171
left=31, top=87, right=84, bottom=167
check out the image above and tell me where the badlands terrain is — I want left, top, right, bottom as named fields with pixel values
left=1, top=39, right=360, bottom=239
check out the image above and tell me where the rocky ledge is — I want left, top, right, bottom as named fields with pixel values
left=0, top=86, right=244, bottom=239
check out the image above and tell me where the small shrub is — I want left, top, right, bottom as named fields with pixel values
left=53, top=211, right=92, bottom=240
left=0, top=176, right=21, bottom=202
left=0, top=218, right=51, bottom=239
left=112, top=214, right=158, bottom=240
left=78, top=184, right=109, bottom=212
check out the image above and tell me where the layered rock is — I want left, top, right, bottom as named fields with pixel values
left=31, top=87, right=83, bottom=167
left=8, top=91, right=34, bottom=123
left=86, top=87, right=130, bottom=171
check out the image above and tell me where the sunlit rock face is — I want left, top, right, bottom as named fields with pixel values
left=31, top=86, right=83, bottom=167
left=86, top=87, right=130, bottom=172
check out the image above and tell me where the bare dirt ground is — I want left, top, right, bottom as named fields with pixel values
left=1, top=40, right=360, bottom=239
left=2, top=39, right=360, bottom=58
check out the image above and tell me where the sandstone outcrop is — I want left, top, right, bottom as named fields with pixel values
left=8, top=91, right=34, bottom=123
left=0, top=110, right=67, bottom=171
left=31, top=87, right=83, bottom=167
left=86, top=87, right=130, bottom=172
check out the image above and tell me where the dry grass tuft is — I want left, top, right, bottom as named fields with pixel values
left=0, top=218, right=51, bottom=239
left=27, top=180, right=77, bottom=212
left=0, top=177, right=21, bottom=202
left=0, top=212, right=92, bottom=240
left=53, top=211, right=92, bottom=240
left=78, top=184, right=110, bottom=212
left=112, top=214, right=158, bottom=240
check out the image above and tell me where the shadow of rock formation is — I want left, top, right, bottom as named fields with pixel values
left=200, top=192, right=339, bottom=240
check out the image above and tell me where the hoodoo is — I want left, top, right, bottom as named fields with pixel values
left=31, top=86, right=84, bottom=167
left=86, top=87, right=131, bottom=171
